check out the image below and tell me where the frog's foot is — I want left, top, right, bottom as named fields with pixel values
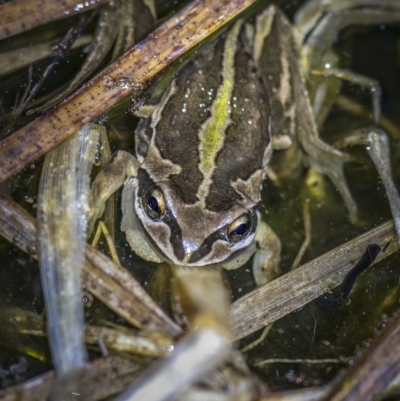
left=311, top=68, right=382, bottom=126
left=31, top=3, right=123, bottom=115
left=295, top=82, right=358, bottom=224
left=146, top=263, right=173, bottom=315
left=336, top=128, right=400, bottom=244
left=89, top=150, right=140, bottom=234
left=252, top=221, right=282, bottom=287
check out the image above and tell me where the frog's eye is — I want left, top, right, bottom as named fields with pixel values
left=227, top=214, right=251, bottom=243
left=145, top=188, right=166, bottom=219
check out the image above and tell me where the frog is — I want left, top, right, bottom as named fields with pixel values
left=90, top=2, right=400, bottom=287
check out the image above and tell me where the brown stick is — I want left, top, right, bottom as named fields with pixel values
left=0, top=0, right=109, bottom=40
left=0, top=355, right=141, bottom=401
left=320, top=309, right=400, bottom=401
left=0, top=0, right=258, bottom=183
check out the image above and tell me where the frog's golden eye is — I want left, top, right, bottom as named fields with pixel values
left=227, top=214, right=251, bottom=243
left=145, top=188, right=166, bottom=220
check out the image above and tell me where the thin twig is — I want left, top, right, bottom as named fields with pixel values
left=254, top=358, right=344, bottom=366
left=240, top=324, right=272, bottom=353
left=291, top=202, right=311, bottom=270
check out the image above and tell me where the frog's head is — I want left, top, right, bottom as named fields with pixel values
left=121, top=167, right=261, bottom=269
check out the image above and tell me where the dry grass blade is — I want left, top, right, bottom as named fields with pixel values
left=37, top=125, right=99, bottom=374
left=84, top=247, right=182, bottom=336
left=0, top=0, right=258, bottom=184
left=0, top=355, right=141, bottom=401
left=259, top=386, right=330, bottom=401
left=0, top=191, right=37, bottom=256
left=0, top=35, right=93, bottom=76
left=3, top=305, right=173, bottom=358
left=0, top=191, right=181, bottom=337
left=229, top=220, right=399, bottom=340
left=0, top=0, right=109, bottom=40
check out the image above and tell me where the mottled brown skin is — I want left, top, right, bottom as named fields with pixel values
left=136, top=29, right=270, bottom=212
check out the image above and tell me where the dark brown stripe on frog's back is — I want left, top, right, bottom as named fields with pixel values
left=141, top=20, right=270, bottom=210
left=254, top=6, right=296, bottom=150
left=206, top=28, right=270, bottom=212
left=145, top=36, right=225, bottom=204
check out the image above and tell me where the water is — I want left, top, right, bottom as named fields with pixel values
left=0, top=0, right=400, bottom=395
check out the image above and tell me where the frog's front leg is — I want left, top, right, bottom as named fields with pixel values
left=89, top=150, right=141, bottom=233
left=252, top=220, right=282, bottom=287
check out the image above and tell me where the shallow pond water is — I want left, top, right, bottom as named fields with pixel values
left=0, top=0, right=400, bottom=396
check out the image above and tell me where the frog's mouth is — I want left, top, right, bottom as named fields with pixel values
left=186, top=211, right=258, bottom=264
left=136, top=209, right=257, bottom=267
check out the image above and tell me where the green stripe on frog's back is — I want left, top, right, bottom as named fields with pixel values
left=140, top=19, right=270, bottom=211
left=139, top=29, right=225, bottom=203
left=196, top=20, right=243, bottom=200
left=205, top=22, right=271, bottom=211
